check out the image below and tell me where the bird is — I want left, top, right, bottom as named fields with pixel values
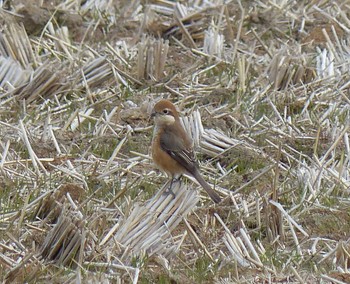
left=151, top=99, right=221, bottom=203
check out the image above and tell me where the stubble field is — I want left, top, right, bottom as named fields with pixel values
left=1, top=1, right=350, bottom=283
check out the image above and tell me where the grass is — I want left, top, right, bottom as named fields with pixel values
left=2, top=0, right=350, bottom=283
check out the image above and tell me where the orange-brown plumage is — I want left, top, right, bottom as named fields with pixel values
left=151, top=99, right=221, bottom=203
left=152, top=100, right=179, bottom=119
left=152, top=128, right=184, bottom=176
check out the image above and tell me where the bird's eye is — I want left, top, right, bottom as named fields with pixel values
left=163, top=109, right=169, bottom=114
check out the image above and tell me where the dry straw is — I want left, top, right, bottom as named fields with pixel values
left=2, top=0, right=350, bottom=283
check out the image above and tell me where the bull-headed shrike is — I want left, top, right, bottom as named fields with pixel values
left=151, top=99, right=221, bottom=203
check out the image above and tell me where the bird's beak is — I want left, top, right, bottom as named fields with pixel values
left=150, top=111, right=156, bottom=119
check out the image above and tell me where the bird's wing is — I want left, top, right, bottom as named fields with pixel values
left=159, top=127, right=197, bottom=174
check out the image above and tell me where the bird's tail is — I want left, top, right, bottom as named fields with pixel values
left=193, top=170, right=221, bottom=203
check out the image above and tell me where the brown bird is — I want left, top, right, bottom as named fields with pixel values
left=151, top=99, right=221, bottom=203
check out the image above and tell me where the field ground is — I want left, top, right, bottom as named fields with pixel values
left=1, top=0, right=350, bottom=283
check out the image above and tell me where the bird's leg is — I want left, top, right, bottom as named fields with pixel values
left=165, top=175, right=182, bottom=198
left=166, top=178, right=177, bottom=198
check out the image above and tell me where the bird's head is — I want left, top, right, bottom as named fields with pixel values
left=151, top=99, right=179, bottom=126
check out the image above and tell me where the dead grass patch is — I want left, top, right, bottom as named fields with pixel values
left=2, top=0, right=350, bottom=283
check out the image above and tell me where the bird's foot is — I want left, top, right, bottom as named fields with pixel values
left=164, top=177, right=182, bottom=198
